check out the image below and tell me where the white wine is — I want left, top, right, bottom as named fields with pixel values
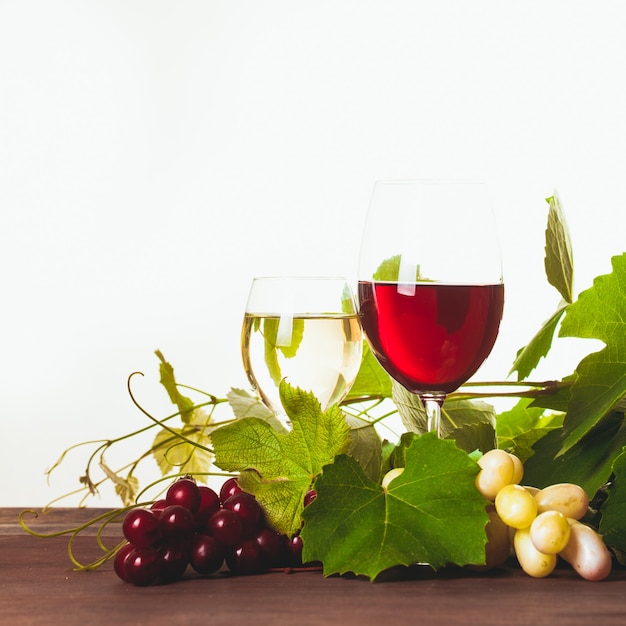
left=241, top=313, right=363, bottom=414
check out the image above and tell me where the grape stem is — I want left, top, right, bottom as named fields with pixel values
left=19, top=507, right=131, bottom=571
left=449, top=379, right=571, bottom=400
left=341, top=379, right=569, bottom=406
left=127, top=372, right=215, bottom=455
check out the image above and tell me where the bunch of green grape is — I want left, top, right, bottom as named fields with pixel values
left=475, top=449, right=613, bottom=581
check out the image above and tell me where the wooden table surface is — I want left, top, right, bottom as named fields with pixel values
left=2, top=507, right=625, bottom=625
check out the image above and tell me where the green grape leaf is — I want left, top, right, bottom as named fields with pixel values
left=226, top=387, right=288, bottom=433
left=510, top=193, right=573, bottom=380
left=544, top=193, right=575, bottom=305
left=155, top=349, right=195, bottom=424
left=391, top=382, right=429, bottom=433
left=598, top=450, right=626, bottom=552
left=441, top=398, right=497, bottom=434
left=557, top=253, right=626, bottom=454
left=261, top=317, right=305, bottom=385
left=447, top=422, right=497, bottom=456
left=496, top=398, right=563, bottom=462
left=211, top=381, right=351, bottom=536
left=379, top=438, right=399, bottom=476
left=344, top=341, right=392, bottom=401
left=386, top=431, right=418, bottom=469
left=523, top=411, right=626, bottom=497
left=440, top=399, right=497, bottom=454
left=509, top=302, right=568, bottom=381
left=300, top=433, right=488, bottom=580
left=152, top=426, right=213, bottom=479
left=345, top=414, right=383, bottom=483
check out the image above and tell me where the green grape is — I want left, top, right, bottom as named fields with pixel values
left=495, top=483, right=538, bottom=529
left=475, top=449, right=516, bottom=501
left=514, top=527, right=557, bottom=578
left=559, top=520, right=613, bottom=581
left=534, top=483, right=589, bottom=520
left=508, top=452, right=524, bottom=485
left=530, top=510, right=571, bottom=554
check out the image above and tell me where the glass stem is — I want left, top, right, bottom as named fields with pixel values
left=421, top=393, right=446, bottom=438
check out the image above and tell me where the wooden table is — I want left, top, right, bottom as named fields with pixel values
left=2, top=508, right=625, bottom=625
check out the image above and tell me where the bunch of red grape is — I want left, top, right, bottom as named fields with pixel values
left=114, top=476, right=307, bottom=586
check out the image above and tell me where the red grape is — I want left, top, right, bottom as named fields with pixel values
left=166, top=477, right=201, bottom=513
left=124, top=546, right=161, bottom=586
left=189, top=534, right=225, bottom=575
left=287, top=534, right=304, bottom=567
left=219, top=477, right=242, bottom=502
left=223, top=492, right=263, bottom=530
left=150, top=499, right=168, bottom=515
left=122, top=508, right=161, bottom=548
left=226, top=539, right=264, bottom=575
left=208, top=509, right=243, bottom=547
left=159, top=505, right=195, bottom=539
left=254, top=527, right=287, bottom=569
left=113, top=543, right=135, bottom=583
left=304, top=489, right=317, bottom=507
left=158, top=541, right=190, bottom=582
left=286, top=534, right=320, bottom=568
left=195, top=486, right=221, bottom=528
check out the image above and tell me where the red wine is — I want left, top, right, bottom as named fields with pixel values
left=358, top=281, right=504, bottom=394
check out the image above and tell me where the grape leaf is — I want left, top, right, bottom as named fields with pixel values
left=386, top=431, right=418, bottom=470
left=598, top=450, right=626, bottom=552
left=509, top=302, right=568, bottom=381
left=523, top=411, right=626, bottom=497
left=496, top=398, right=563, bottom=462
left=344, top=342, right=393, bottom=401
left=544, top=193, right=575, bottom=304
left=226, top=387, right=287, bottom=433
left=447, top=422, right=497, bottom=456
left=509, top=193, right=573, bottom=380
left=557, top=253, right=626, bottom=454
left=300, top=433, right=488, bottom=580
left=155, top=349, right=195, bottom=424
left=211, top=381, right=351, bottom=536
left=345, top=414, right=383, bottom=483
left=152, top=426, right=213, bottom=479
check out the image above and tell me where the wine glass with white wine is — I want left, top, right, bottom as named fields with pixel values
left=241, top=276, right=363, bottom=425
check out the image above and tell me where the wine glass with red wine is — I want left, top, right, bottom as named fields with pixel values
left=357, top=180, right=504, bottom=437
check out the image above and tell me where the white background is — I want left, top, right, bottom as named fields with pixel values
left=1, top=1, right=624, bottom=507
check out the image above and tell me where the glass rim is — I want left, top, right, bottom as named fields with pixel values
left=250, top=275, right=351, bottom=282
left=373, top=178, right=488, bottom=186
